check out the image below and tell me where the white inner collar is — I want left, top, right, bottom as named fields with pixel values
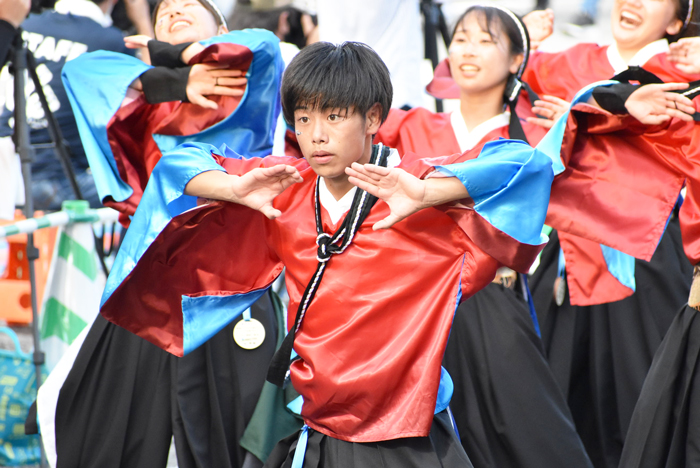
left=606, top=39, right=670, bottom=74
left=319, top=148, right=401, bottom=224
left=450, top=110, right=510, bottom=153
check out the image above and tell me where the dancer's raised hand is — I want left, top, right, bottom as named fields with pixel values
left=186, top=64, right=247, bottom=109
left=528, top=95, right=570, bottom=128
left=231, top=165, right=303, bottom=219
left=185, top=165, right=303, bottom=219
left=346, top=163, right=470, bottom=230
left=669, top=38, right=700, bottom=75
left=523, top=9, right=554, bottom=50
left=625, top=82, right=696, bottom=124
left=346, top=163, right=426, bottom=230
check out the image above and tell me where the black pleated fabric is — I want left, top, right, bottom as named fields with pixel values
left=529, top=229, right=560, bottom=333
left=443, top=281, right=593, bottom=468
left=619, top=304, right=700, bottom=468
left=263, top=410, right=473, bottom=468
left=55, top=313, right=172, bottom=468
left=54, top=292, right=279, bottom=468
left=529, top=218, right=693, bottom=468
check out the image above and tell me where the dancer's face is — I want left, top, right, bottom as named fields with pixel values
left=154, top=0, right=227, bottom=44
left=448, top=12, right=522, bottom=98
left=611, top=0, right=683, bottom=51
left=294, top=105, right=381, bottom=195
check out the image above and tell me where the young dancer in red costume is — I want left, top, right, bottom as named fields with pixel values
left=93, top=31, right=695, bottom=466
left=96, top=39, right=563, bottom=468
left=522, top=2, right=700, bottom=467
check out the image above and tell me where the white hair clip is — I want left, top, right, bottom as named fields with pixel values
left=199, top=0, right=228, bottom=29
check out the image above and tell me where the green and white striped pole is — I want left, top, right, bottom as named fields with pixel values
left=1, top=201, right=119, bottom=370
left=42, top=202, right=117, bottom=370
left=0, top=203, right=119, bottom=239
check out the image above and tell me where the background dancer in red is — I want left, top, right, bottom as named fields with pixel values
left=375, top=6, right=593, bottom=468
left=520, top=2, right=700, bottom=467
left=616, top=20, right=700, bottom=468
left=45, top=1, right=285, bottom=467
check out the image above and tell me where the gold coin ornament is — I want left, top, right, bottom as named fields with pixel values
left=233, top=318, right=266, bottom=350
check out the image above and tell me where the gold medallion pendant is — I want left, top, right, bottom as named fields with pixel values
left=233, top=313, right=266, bottom=350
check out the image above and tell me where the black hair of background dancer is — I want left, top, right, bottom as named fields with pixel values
left=450, top=6, right=525, bottom=60
left=151, top=0, right=225, bottom=28
left=669, top=0, right=700, bottom=41
left=283, top=8, right=314, bottom=50
left=227, top=5, right=311, bottom=50
left=30, top=0, right=54, bottom=13
left=281, top=41, right=393, bottom=126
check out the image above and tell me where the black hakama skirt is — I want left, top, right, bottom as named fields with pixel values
left=53, top=291, right=280, bottom=468
left=442, top=281, right=593, bottom=468
left=529, top=218, right=692, bottom=468
left=263, top=410, right=472, bottom=468
left=618, top=304, right=700, bottom=468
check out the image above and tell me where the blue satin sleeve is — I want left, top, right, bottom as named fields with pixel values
left=62, top=29, right=283, bottom=205
left=536, top=80, right=617, bottom=175
left=100, top=141, right=274, bottom=354
left=436, top=139, right=553, bottom=246
left=62, top=51, right=151, bottom=204
left=152, top=29, right=284, bottom=157
left=435, top=80, right=620, bottom=247
left=101, top=142, right=235, bottom=308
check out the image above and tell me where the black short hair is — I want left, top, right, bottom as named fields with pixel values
left=281, top=41, right=392, bottom=126
left=227, top=5, right=309, bottom=50
left=669, top=0, right=700, bottom=41
left=228, top=5, right=285, bottom=33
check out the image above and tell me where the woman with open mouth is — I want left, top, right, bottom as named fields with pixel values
left=375, top=7, right=590, bottom=467
left=519, top=1, right=700, bottom=467
left=375, top=2, right=697, bottom=467
left=51, top=1, right=285, bottom=467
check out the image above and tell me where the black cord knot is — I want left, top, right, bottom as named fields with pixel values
left=316, top=233, right=335, bottom=262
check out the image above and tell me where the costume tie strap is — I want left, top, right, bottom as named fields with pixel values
left=316, top=233, right=336, bottom=262
left=267, top=144, right=392, bottom=388
left=506, top=81, right=539, bottom=145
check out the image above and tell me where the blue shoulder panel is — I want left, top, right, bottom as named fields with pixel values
left=62, top=51, right=151, bottom=203
left=101, top=142, right=233, bottom=308
left=436, top=139, right=553, bottom=246
left=536, top=80, right=618, bottom=175
left=62, top=29, right=283, bottom=204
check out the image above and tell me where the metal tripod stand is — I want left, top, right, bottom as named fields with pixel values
left=9, top=28, right=87, bottom=468
left=420, top=0, right=451, bottom=112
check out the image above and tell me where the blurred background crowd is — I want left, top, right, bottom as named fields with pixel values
left=0, top=0, right=616, bottom=223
